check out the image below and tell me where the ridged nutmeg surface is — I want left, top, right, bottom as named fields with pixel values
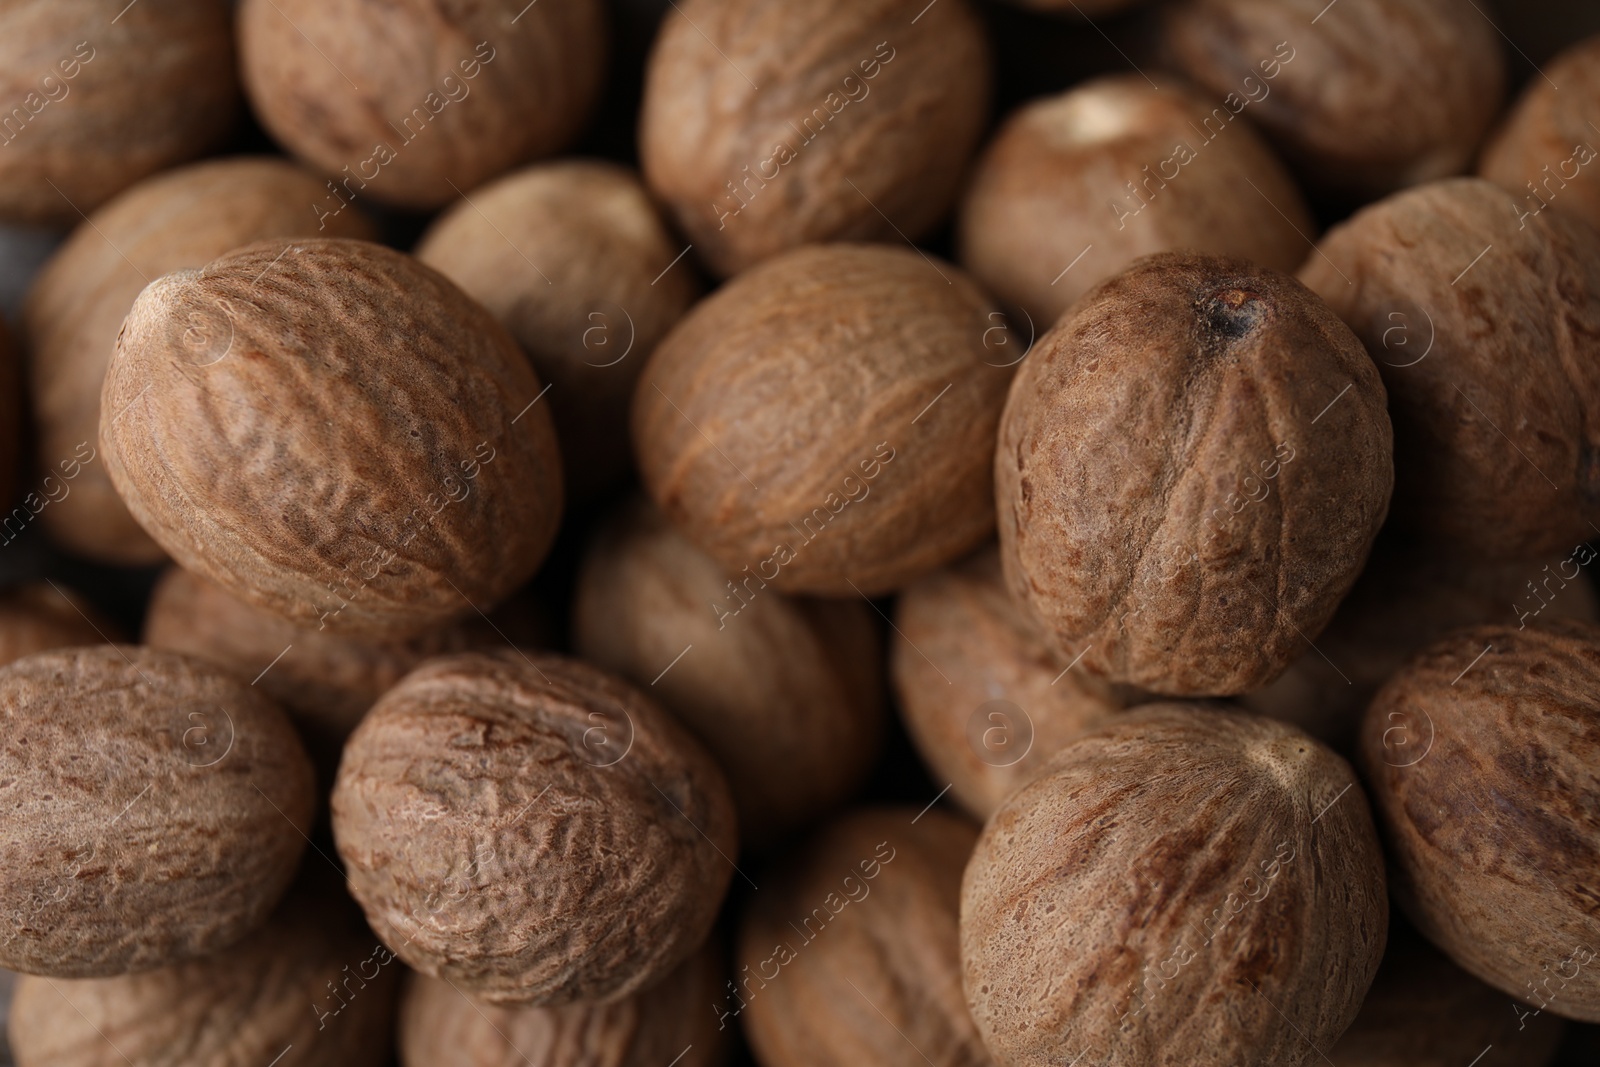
left=1300, top=178, right=1600, bottom=561
left=0, top=646, right=314, bottom=978
left=1358, top=620, right=1600, bottom=1022
left=639, top=0, right=992, bottom=277
left=330, top=652, right=736, bottom=1006
left=737, top=808, right=990, bottom=1067
left=960, top=705, right=1387, bottom=1067
left=633, top=243, right=1013, bottom=597
left=996, top=252, right=1392, bottom=696
left=99, top=238, right=563, bottom=639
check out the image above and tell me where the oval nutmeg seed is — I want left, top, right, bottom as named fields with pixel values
left=995, top=252, right=1392, bottom=696
left=960, top=704, right=1388, bottom=1067
left=99, top=237, right=564, bottom=639
left=330, top=652, right=737, bottom=1006
left=0, top=646, right=315, bottom=978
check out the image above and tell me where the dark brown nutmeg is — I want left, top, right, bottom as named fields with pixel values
left=961, top=704, right=1387, bottom=1067
left=1160, top=0, right=1503, bottom=200
left=1300, top=178, right=1600, bottom=561
left=237, top=0, right=605, bottom=210
left=0, top=646, right=314, bottom=977
left=0, top=583, right=115, bottom=667
left=633, top=243, right=1013, bottom=597
left=738, top=808, right=990, bottom=1067
left=996, top=252, right=1392, bottom=696
left=573, top=497, right=883, bottom=843
left=1359, top=620, right=1600, bottom=1022
left=330, top=652, right=736, bottom=1006
left=639, top=0, right=991, bottom=277
left=99, top=238, right=563, bottom=639
left=958, top=73, right=1314, bottom=327
left=0, top=316, right=20, bottom=510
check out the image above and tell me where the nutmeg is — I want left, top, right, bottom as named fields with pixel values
left=961, top=704, right=1387, bottom=1067
left=633, top=243, right=1013, bottom=597
left=416, top=160, right=699, bottom=501
left=996, top=252, right=1392, bottom=696
left=1359, top=619, right=1600, bottom=1022
left=99, top=238, right=563, bottom=638
left=23, top=157, right=375, bottom=566
left=0, top=582, right=116, bottom=666
left=331, top=652, right=736, bottom=1006
left=958, top=73, right=1315, bottom=327
left=573, top=497, right=883, bottom=843
left=639, top=0, right=991, bottom=277
left=1299, top=178, right=1600, bottom=561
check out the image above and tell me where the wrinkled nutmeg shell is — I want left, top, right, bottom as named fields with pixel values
left=100, top=238, right=563, bottom=639
left=331, top=652, right=736, bottom=1006
left=996, top=252, right=1392, bottom=696
left=0, top=646, right=314, bottom=977
left=0, top=583, right=116, bottom=667
left=738, top=808, right=990, bottom=1067
left=639, top=0, right=992, bottom=277
left=1300, top=178, right=1600, bottom=561
left=1359, top=620, right=1600, bottom=1022
left=961, top=704, right=1387, bottom=1067
left=573, top=497, right=883, bottom=843
left=633, top=243, right=1012, bottom=597
left=237, top=0, right=606, bottom=209
left=23, top=157, right=375, bottom=566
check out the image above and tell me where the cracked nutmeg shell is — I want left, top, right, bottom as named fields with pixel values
left=639, top=0, right=991, bottom=278
left=99, top=237, right=563, bottom=640
left=633, top=243, right=1013, bottom=597
left=1300, top=177, right=1600, bottom=561
left=996, top=252, right=1392, bottom=696
left=0, top=646, right=314, bottom=978
left=960, top=704, right=1387, bottom=1067
left=330, top=652, right=736, bottom=1006
left=1359, top=619, right=1600, bottom=1022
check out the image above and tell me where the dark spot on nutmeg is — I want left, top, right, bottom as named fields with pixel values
left=1199, top=286, right=1267, bottom=343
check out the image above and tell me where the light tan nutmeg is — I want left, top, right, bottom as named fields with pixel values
left=996, top=252, right=1392, bottom=696
left=23, top=157, right=375, bottom=566
left=639, top=0, right=991, bottom=277
left=573, top=497, right=883, bottom=843
left=633, top=243, right=1013, bottom=597
left=237, top=0, right=605, bottom=210
left=0, top=582, right=116, bottom=667
left=0, top=0, right=238, bottom=225
left=0, top=646, right=314, bottom=978
left=331, top=652, right=736, bottom=1007
left=1359, top=619, right=1600, bottom=1022
left=961, top=704, right=1387, bottom=1067
left=892, top=546, right=1140, bottom=820
left=416, top=160, right=700, bottom=502
left=958, top=73, right=1315, bottom=327
left=737, top=808, right=990, bottom=1067
left=99, top=237, right=563, bottom=639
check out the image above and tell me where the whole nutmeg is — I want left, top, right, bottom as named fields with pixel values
left=0, top=646, right=314, bottom=977
left=1480, top=35, right=1600, bottom=234
left=398, top=939, right=727, bottom=1067
left=639, top=0, right=991, bottom=277
left=23, top=157, right=375, bottom=565
left=736, top=808, right=990, bottom=1067
left=416, top=160, right=700, bottom=501
left=1359, top=619, right=1600, bottom=1021
left=237, top=0, right=605, bottom=210
left=961, top=705, right=1387, bottom=1067
left=573, top=497, right=883, bottom=843
left=0, top=582, right=116, bottom=666
left=331, top=652, right=736, bottom=1006
left=1160, top=0, right=1503, bottom=200
left=100, top=238, right=563, bottom=638
left=996, top=252, right=1392, bottom=696
left=0, top=0, right=238, bottom=225
left=892, top=546, right=1138, bottom=820
left=958, top=74, right=1314, bottom=326
left=1299, top=178, right=1600, bottom=561
left=633, top=243, right=1013, bottom=596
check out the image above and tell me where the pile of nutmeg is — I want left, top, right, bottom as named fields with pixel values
left=0, top=0, right=1597, bottom=1064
